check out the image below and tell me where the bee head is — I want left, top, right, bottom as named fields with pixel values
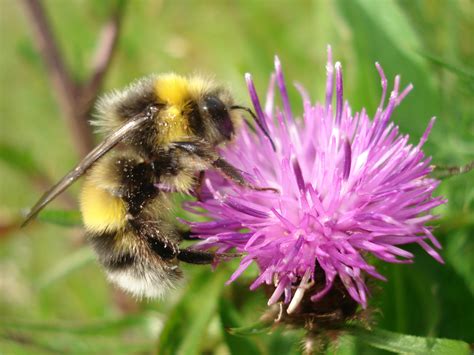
left=194, top=93, right=237, bottom=145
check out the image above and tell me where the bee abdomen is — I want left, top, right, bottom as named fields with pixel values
left=103, top=253, right=136, bottom=270
left=79, top=150, right=184, bottom=299
left=87, top=230, right=133, bottom=268
left=80, top=181, right=126, bottom=234
left=88, top=229, right=182, bottom=299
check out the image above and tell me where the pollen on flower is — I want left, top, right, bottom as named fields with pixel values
left=184, top=46, right=446, bottom=315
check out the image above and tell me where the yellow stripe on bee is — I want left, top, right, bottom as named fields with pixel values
left=154, top=74, right=197, bottom=144
left=156, top=105, right=192, bottom=144
left=80, top=182, right=126, bottom=234
left=155, top=74, right=192, bottom=106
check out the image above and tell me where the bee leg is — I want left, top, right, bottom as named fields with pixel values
left=194, top=171, right=206, bottom=201
left=177, top=248, right=215, bottom=264
left=171, top=141, right=277, bottom=192
left=212, top=157, right=278, bottom=192
left=142, top=230, right=180, bottom=260
left=177, top=247, right=241, bottom=265
left=169, top=141, right=216, bottom=161
left=178, top=229, right=197, bottom=241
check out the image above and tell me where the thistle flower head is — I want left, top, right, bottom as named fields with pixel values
left=185, top=47, right=445, bottom=313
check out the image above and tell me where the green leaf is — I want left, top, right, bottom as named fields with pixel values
left=266, top=329, right=302, bottom=355
left=327, top=334, right=357, bottom=355
left=351, top=0, right=423, bottom=65
left=444, top=230, right=474, bottom=295
left=0, top=142, right=41, bottom=175
left=0, top=332, right=152, bottom=354
left=336, top=0, right=439, bottom=140
left=36, top=209, right=82, bottom=227
left=375, top=247, right=474, bottom=340
left=37, top=247, right=95, bottom=289
left=0, top=313, right=151, bottom=336
left=420, top=52, right=474, bottom=89
left=228, top=320, right=272, bottom=337
left=219, top=298, right=261, bottom=355
left=0, top=336, right=55, bottom=355
left=157, top=267, right=227, bottom=355
left=348, top=326, right=471, bottom=354
left=0, top=313, right=154, bottom=353
left=0, top=312, right=156, bottom=353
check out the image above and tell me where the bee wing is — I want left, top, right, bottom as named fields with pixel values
left=22, top=111, right=155, bottom=227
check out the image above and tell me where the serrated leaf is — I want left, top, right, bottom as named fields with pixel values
left=219, top=298, right=261, bottom=355
left=36, top=209, right=82, bottom=227
left=348, top=326, right=471, bottom=354
left=157, top=268, right=227, bottom=355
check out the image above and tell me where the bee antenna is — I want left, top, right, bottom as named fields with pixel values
left=231, top=105, right=276, bottom=151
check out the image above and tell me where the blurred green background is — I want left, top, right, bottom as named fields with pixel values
left=0, top=0, right=473, bottom=354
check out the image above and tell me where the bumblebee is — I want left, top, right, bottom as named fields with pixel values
left=23, top=74, right=275, bottom=298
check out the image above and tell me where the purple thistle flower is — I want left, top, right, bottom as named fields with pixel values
left=185, top=47, right=446, bottom=313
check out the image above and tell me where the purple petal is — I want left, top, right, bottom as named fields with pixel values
left=185, top=50, right=446, bottom=310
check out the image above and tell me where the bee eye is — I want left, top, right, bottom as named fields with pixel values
left=203, top=96, right=227, bottom=119
left=203, top=96, right=234, bottom=139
